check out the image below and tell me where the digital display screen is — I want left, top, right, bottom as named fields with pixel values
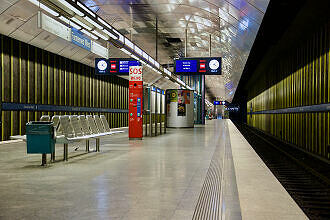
left=174, top=57, right=222, bottom=75
left=95, top=58, right=141, bottom=75
left=119, top=60, right=140, bottom=73
left=214, top=101, right=226, bottom=105
left=175, top=60, right=198, bottom=72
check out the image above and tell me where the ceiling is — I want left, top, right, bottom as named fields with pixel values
left=0, top=0, right=270, bottom=102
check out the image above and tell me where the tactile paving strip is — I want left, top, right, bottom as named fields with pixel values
left=192, top=139, right=224, bottom=220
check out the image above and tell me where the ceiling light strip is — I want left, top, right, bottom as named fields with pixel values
left=59, top=16, right=81, bottom=30
left=71, top=17, right=92, bottom=30
left=29, top=0, right=59, bottom=17
left=81, top=29, right=98, bottom=40
left=92, top=30, right=109, bottom=40
left=77, top=1, right=96, bottom=17
left=58, top=0, right=84, bottom=16
left=103, top=29, right=118, bottom=40
left=84, top=16, right=103, bottom=30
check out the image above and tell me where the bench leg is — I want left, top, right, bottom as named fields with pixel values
left=41, top=154, right=47, bottom=166
left=96, top=138, right=100, bottom=152
left=86, top=140, right=89, bottom=152
left=63, top=144, right=68, bottom=161
left=51, top=151, right=55, bottom=162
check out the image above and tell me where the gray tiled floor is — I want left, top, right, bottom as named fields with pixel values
left=0, top=120, right=308, bottom=220
left=0, top=120, right=233, bottom=220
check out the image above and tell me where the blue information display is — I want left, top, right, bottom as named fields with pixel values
left=95, top=58, right=141, bottom=75
left=174, top=57, right=222, bottom=75
left=214, top=101, right=226, bottom=105
left=137, top=97, right=141, bottom=117
left=119, top=60, right=140, bottom=73
left=175, top=60, right=197, bottom=73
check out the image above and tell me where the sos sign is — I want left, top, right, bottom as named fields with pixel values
left=129, top=66, right=142, bottom=81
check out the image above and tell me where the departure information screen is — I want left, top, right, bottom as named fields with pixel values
left=118, top=60, right=140, bottom=73
left=175, top=60, right=198, bottom=73
left=95, top=58, right=141, bottom=75
left=174, top=57, right=222, bottom=75
left=214, top=101, right=226, bottom=105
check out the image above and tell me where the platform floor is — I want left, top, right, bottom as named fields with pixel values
left=0, top=120, right=307, bottom=220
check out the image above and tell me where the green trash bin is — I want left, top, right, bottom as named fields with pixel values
left=26, top=121, right=55, bottom=154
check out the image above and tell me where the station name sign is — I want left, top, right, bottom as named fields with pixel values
left=71, top=29, right=91, bottom=51
left=174, top=57, right=222, bottom=75
left=95, top=58, right=141, bottom=75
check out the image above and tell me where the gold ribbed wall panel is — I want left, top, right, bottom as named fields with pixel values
left=0, top=35, right=128, bottom=141
left=247, top=23, right=330, bottom=160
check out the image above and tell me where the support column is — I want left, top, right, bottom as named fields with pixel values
left=149, top=88, right=152, bottom=136
left=185, top=29, right=188, bottom=57
left=155, top=88, right=158, bottom=136
left=164, top=91, right=166, bottom=134
left=202, top=76, right=205, bottom=125
left=160, top=90, right=162, bottom=134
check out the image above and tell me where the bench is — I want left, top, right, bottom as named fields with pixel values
left=10, top=114, right=125, bottom=163
left=56, top=115, right=124, bottom=161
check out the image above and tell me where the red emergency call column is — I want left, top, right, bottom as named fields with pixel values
left=129, top=66, right=143, bottom=139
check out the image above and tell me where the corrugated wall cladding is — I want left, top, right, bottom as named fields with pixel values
left=0, top=35, right=128, bottom=141
left=247, top=22, right=330, bottom=160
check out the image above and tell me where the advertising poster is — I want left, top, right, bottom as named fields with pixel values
left=178, top=103, right=186, bottom=116
left=178, top=90, right=190, bottom=104
left=168, top=90, right=178, bottom=102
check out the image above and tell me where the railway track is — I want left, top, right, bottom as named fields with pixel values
left=235, top=123, right=330, bottom=220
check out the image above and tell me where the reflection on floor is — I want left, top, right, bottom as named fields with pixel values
left=0, top=120, right=306, bottom=220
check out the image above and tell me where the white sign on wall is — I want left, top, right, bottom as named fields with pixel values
left=129, top=66, right=143, bottom=81
left=91, top=41, right=109, bottom=58
left=38, top=12, right=71, bottom=41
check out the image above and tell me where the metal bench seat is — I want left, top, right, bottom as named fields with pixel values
left=58, top=115, right=124, bottom=160
left=10, top=115, right=61, bottom=141
left=10, top=114, right=125, bottom=162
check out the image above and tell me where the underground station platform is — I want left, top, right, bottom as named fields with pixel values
left=0, top=0, right=329, bottom=219
left=0, top=120, right=307, bottom=220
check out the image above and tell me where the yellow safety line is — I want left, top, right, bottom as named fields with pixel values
left=10, top=40, right=13, bottom=135
left=48, top=53, right=50, bottom=105
left=1, top=36, right=3, bottom=140
left=27, top=45, right=30, bottom=122
left=19, top=42, right=21, bottom=134
left=54, top=55, right=56, bottom=105
left=69, top=61, right=71, bottom=106
left=64, top=59, right=67, bottom=106
left=42, top=51, right=44, bottom=105
left=34, top=48, right=37, bottom=120
left=47, top=53, right=50, bottom=116
left=77, top=63, right=79, bottom=107
left=59, top=57, right=61, bottom=105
